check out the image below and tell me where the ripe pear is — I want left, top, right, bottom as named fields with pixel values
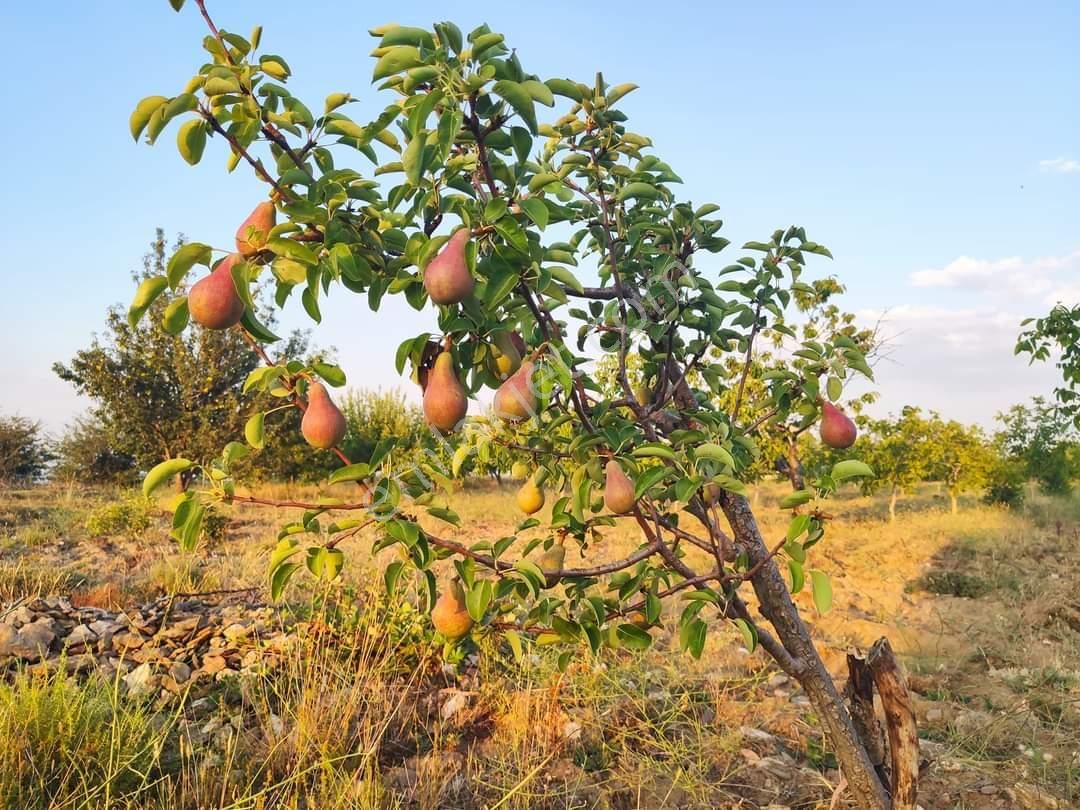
left=431, top=580, right=473, bottom=641
left=493, top=360, right=537, bottom=421
left=510, top=461, right=531, bottom=480
left=537, top=542, right=566, bottom=587
left=302, top=382, right=347, bottom=449
left=516, top=478, right=545, bottom=515
left=820, top=401, right=857, bottom=449
left=188, top=254, right=245, bottom=330
left=424, top=229, right=473, bottom=305
left=604, top=459, right=637, bottom=515
left=235, top=201, right=276, bottom=257
left=702, top=482, right=722, bottom=506
left=423, top=350, right=468, bottom=432
left=628, top=610, right=650, bottom=628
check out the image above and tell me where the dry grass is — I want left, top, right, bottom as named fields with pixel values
left=0, top=481, right=1078, bottom=808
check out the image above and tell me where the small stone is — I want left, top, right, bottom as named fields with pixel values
left=561, top=720, right=582, bottom=741
left=766, top=673, right=789, bottom=688
left=65, top=625, right=98, bottom=647
left=925, top=707, right=943, bottom=723
left=0, top=623, right=17, bottom=656
left=740, top=747, right=761, bottom=763
left=267, top=713, right=284, bottom=738
left=222, top=623, right=250, bottom=642
left=439, top=689, right=472, bottom=721
left=979, top=785, right=999, bottom=795
left=169, top=661, right=192, bottom=683
left=123, top=662, right=159, bottom=696
left=113, top=632, right=145, bottom=651
left=8, top=606, right=36, bottom=626
left=201, top=655, right=226, bottom=674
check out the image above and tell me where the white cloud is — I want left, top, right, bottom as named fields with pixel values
left=1039, top=157, right=1080, bottom=174
left=909, top=249, right=1080, bottom=298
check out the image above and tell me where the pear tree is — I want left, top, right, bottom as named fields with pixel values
left=128, top=3, right=918, bottom=807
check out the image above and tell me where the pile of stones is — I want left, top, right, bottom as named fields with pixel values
left=0, top=594, right=297, bottom=700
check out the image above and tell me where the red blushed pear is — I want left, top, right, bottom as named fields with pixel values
left=423, top=229, right=474, bottom=305
left=301, top=382, right=347, bottom=449
left=423, top=350, right=468, bottom=432
left=188, top=254, right=245, bottom=330
left=431, top=579, right=473, bottom=640
left=493, top=360, right=537, bottom=421
left=235, top=201, right=276, bottom=257
left=604, top=459, right=637, bottom=514
left=819, top=400, right=857, bottom=449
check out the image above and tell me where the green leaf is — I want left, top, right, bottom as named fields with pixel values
left=546, top=265, right=581, bottom=293
left=617, top=182, right=660, bottom=202
left=695, top=443, right=735, bottom=469
left=313, top=362, right=346, bottom=387
left=130, top=95, right=168, bottom=141
left=142, top=458, right=194, bottom=497
left=679, top=617, right=707, bottom=659
left=128, top=276, right=169, bottom=327
left=259, top=55, right=291, bottom=81
left=733, top=618, right=758, bottom=653
left=615, top=624, right=652, bottom=650
left=270, top=562, right=300, bottom=601
left=544, top=78, right=583, bottom=101
left=466, top=579, right=493, bottom=622
left=631, top=443, right=677, bottom=462
left=778, top=489, right=814, bottom=509
left=788, top=559, right=805, bottom=593
left=373, top=46, right=422, bottom=80
left=492, top=80, right=537, bottom=134
left=605, top=83, right=638, bottom=105
left=166, top=243, right=212, bottom=288
left=786, top=514, right=811, bottom=542
left=831, top=460, right=874, bottom=481
left=162, top=297, right=189, bottom=335
left=826, top=376, right=843, bottom=402
left=810, top=570, right=833, bottom=614
left=384, top=560, right=405, bottom=595
left=306, top=547, right=344, bottom=579
left=518, top=197, right=548, bottom=229
left=504, top=629, right=523, bottom=662
left=402, top=131, right=427, bottom=185
left=245, top=412, right=265, bottom=449
left=240, top=308, right=283, bottom=343
left=328, top=463, right=370, bottom=485
left=266, top=237, right=319, bottom=266
left=176, top=119, right=207, bottom=165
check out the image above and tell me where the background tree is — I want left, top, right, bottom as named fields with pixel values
left=52, top=414, right=138, bottom=485
left=126, top=8, right=917, bottom=807
left=1016, top=304, right=1080, bottom=427
left=0, top=415, right=53, bottom=484
left=859, top=408, right=933, bottom=522
left=995, top=397, right=1079, bottom=495
left=924, top=415, right=994, bottom=514
left=54, top=229, right=315, bottom=487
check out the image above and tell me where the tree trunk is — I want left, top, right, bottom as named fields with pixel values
left=868, top=638, right=919, bottom=809
left=720, top=494, right=891, bottom=810
left=786, top=435, right=805, bottom=491
left=889, top=487, right=898, bottom=522
left=949, top=491, right=957, bottom=515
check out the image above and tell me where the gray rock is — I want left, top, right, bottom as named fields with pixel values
left=7, top=605, right=36, bottom=626
left=222, top=623, right=250, bottom=642
left=439, top=689, right=473, bottom=721
left=0, top=623, right=17, bottom=656
left=123, top=662, right=159, bottom=696
left=65, top=625, right=98, bottom=647
left=13, top=621, right=57, bottom=659
left=168, top=661, right=192, bottom=684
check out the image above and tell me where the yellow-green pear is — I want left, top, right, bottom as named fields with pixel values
left=301, top=382, right=347, bottom=449
left=235, top=201, right=276, bottom=257
left=516, top=478, right=545, bottom=515
left=493, top=360, right=537, bottom=421
left=424, top=229, right=473, bottom=305
left=431, top=580, right=473, bottom=640
left=604, top=459, right=637, bottom=514
left=423, top=350, right=468, bottom=432
left=537, top=542, right=566, bottom=587
left=491, top=332, right=523, bottom=380
left=188, top=253, right=245, bottom=330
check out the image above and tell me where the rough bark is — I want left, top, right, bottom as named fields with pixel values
left=845, top=652, right=888, bottom=784
left=868, top=638, right=919, bottom=809
left=720, top=493, right=890, bottom=810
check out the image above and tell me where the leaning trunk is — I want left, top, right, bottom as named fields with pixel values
left=786, top=435, right=805, bottom=491
left=720, top=494, right=891, bottom=810
left=889, top=486, right=898, bottom=522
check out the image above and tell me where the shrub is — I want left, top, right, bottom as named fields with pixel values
left=84, top=492, right=156, bottom=539
left=984, top=458, right=1027, bottom=508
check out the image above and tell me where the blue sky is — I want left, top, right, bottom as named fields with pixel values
left=1, top=1, right=1077, bottom=432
